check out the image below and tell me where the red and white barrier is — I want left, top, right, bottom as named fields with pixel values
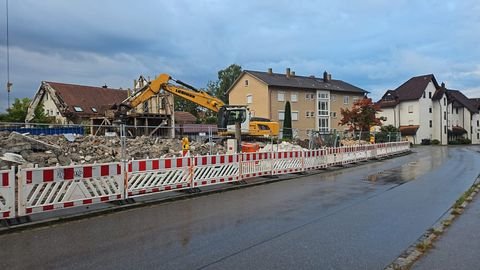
left=127, top=157, right=191, bottom=197
left=18, top=163, right=123, bottom=216
left=241, top=152, right=272, bottom=179
left=0, top=167, right=15, bottom=219
left=193, top=154, right=239, bottom=187
left=11, top=141, right=409, bottom=218
left=304, top=149, right=327, bottom=170
left=272, top=151, right=304, bottom=175
left=342, top=146, right=357, bottom=165
left=326, top=147, right=343, bottom=166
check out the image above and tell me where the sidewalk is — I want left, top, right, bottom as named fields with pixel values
left=412, top=193, right=480, bottom=269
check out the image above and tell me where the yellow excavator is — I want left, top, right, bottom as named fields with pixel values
left=116, top=73, right=279, bottom=138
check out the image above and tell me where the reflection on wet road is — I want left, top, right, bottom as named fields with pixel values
left=0, top=146, right=479, bottom=270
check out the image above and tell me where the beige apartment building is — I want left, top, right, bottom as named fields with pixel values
left=228, top=68, right=368, bottom=138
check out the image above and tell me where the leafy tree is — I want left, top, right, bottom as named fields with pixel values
left=282, top=101, right=292, bottom=140
left=376, top=124, right=399, bottom=143
left=0, top=98, right=52, bottom=123
left=339, top=97, right=382, bottom=131
left=210, top=64, right=242, bottom=104
left=174, top=96, right=200, bottom=119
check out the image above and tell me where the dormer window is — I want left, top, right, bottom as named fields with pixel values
left=73, top=106, right=83, bottom=112
left=91, top=107, right=98, bottom=113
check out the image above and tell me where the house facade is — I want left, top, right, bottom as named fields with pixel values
left=26, top=78, right=176, bottom=137
left=228, top=68, right=368, bottom=139
left=446, top=90, right=478, bottom=142
left=377, top=74, right=480, bottom=145
left=377, top=74, right=449, bottom=145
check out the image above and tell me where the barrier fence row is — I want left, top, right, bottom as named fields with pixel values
left=0, top=141, right=410, bottom=220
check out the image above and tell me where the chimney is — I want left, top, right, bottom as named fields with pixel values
left=267, top=68, right=273, bottom=75
left=441, top=82, right=445, bottom=88
left=291, top=71, right=295, bottom=77
left=286, top=68, right=291, bottom=78
left=328, top=73, right=332, bottom=81
left=323, top=71, right=328, bottom=82
left=102, top=84, right=108, bottom=88
left=134, top=79, right=137, bottom=89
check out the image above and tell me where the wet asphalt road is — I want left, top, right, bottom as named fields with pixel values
left=1, top=146, right=479, bottom=270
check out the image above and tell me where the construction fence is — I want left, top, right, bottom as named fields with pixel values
left=0, top=141, right=410, bottom=221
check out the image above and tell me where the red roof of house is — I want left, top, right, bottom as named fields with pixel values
left=45, top=81, right=128, bottom=117
left=399, top=125, right=419, bottom=136
left=174, top=111, right=197, bottom=124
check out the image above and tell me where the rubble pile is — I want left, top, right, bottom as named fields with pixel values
left=260, top=141, right=306, bottom=152
left=340, top=139, right=368, bottom=146
left=0, top=132, right=226, bottom=169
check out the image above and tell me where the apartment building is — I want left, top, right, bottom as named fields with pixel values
left=227, top=68, right=368, bottom=138
left=377, top=74, right=479, bottom=145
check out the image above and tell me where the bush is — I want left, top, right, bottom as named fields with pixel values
left=431, top=139, right=440, bottom=145
left=421, top=139, right=431, bottom=145
left=449, top=138, right=472, bottom=145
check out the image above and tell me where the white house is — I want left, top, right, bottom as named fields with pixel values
left=445, top=90, right=478, bottom=142
left=377, top=74, right=448, bottom=145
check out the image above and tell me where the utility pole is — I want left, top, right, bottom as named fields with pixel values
left=6, top=0, right=12, bottom=110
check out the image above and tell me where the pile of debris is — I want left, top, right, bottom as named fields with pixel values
left=0, top=132, right=226, bottom=169
left=260, top=141, right=306, bottom=152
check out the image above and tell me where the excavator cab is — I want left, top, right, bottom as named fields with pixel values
left=217, top=106, right=249, bottom=135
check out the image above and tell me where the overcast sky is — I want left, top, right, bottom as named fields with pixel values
left=1, top=0, right=479, bottom=111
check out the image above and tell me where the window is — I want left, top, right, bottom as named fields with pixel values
left=246, top=94, right=253, bottom=104
left=444, top=111, right=446, bottom=120
left=429, top=120, right=432, bottom=128
left=45, top=94, right=48, bottom=100
left=429, top=92, right=432, bottom=98
left=477, top=120, right=479, bottom=127
left=73, top=106, right=83, bottom=112
left=343, top=96, right=349, bottom=104
left=452, top=106, right=454, bottom=114
left=478, top=133, right=479, bottom=140
left=318, top=101, right=329, bottom=116
left=305, top=111, right=310, bottom=118
left=291, top=93, right=298, bottom=102
left=244, top=80, right=248, bottom=86
left=277, top=92, right=285, bottom=102
left=330, top=112, right=337, bottom=118
left=319, top=118, right=329, bottom=133
left=408, top=105, right=413, bottom=113
left=456, top=108, right=459, bottom=114
left=429, top=107, right=432, bottom=113
left=292, top=111, right=299, bottom=121
left=91, top=107, right=98, bottom=113
left=318, top=92, right=329, bottom=99
left=278, top=111, right=285, bottom=120
left=143, top=101, right=149, bottom=113
left=444, top=98, right=446, bottom=106
left=305, top=93, right=315, bottom=100
left=56, top=111, right=59, bottom=116
left=305, top=111, right=315, bottom=118
left=423, top=92, right=426, bottom=98
left=331, top=94, right=336, bottom=101
left=352, top=97, right=359, bottom=104
left=444, top=125, right=447, bottom=134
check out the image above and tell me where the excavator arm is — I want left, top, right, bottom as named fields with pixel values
left=122, top=73, right=225, bottom=113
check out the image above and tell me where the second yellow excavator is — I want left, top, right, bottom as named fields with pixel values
left=117, top=73, right=279, bottom=138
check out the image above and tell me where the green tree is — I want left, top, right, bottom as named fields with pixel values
left=339, top=97, right=382, bottom=131
left=376, top=125, right=399, bottom=142
left=282, top=101, right=292, bottom=140
left=0, top=98, right=52, bottom=123
left=211, top=64, right=242, bottom=104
